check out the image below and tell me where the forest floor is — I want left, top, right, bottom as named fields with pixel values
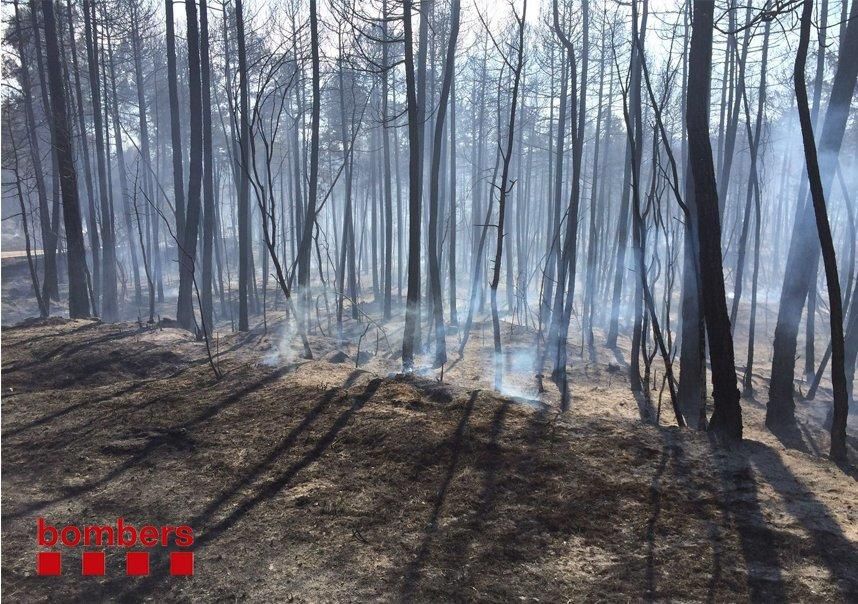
left=1, top=303, right=857, bottom=601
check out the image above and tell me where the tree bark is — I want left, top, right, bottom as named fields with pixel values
left=66, top=0, right=100, bottom=314
left=427, top=0, right=460, bottom=368
left=165, top=0, right=186, bottom=240
left=381, top=0, right=394, bottom=321
left=296, top=0, right=322, bottom=331
left=793, top=0, right=849, bottom=461
left=106, top=30, right=142, bottom=313
left=200, top=0, right=215, bottom=332
left=236, top=0, right=252, bottom=331
left=767, top=0, right=858, bottom=429
left=84, top=0, right=118, bottom=321
left=402, top=0, right=422, bottom=371
left=28, top=0, right=60, bottom=303
left=687, top=0, right=742, bottom=441
left=41, top=0, right=90, bottom=318
left=177, top=0, right=204, bottom=332
left=490, top=0, right=527, bottom=389
left=14, top=0, right=56, bottom=314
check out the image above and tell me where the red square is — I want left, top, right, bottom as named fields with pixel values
left=126, top=551, right=150, bottom=576
left=37, top=552, right=61, bottom=576
left=170, top=551, right=194, bottom=576
left=82, top=551, right=105, bottom=576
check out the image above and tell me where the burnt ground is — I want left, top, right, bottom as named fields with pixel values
left=1, top=316, right=857, bottom=602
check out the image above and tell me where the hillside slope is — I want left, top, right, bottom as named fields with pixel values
left=2, top=319, right=856, bottom=601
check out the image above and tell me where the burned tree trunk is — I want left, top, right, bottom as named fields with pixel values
left=200, top=0, right=215, bottom=332
left=489, top=0, right=527, bottom=389
left=66, top=0, right=100, bottom=313
left=686, top=0, right=742, bottom=441
left=41, top=0, right=90, bottom=318
left=84, top=0, right=117, bottom=321
left=381, top=0, right=394, bottom=321
left=106, top=30, right=142, bottom=313
left=165, top=0, right=186, bottom=240
left=177, top=0, right=204, bottom=332
left=401, top=0, right=422, bottom=371
left=296, top=0, right=322, bottom=331
left=767, top=0, right=858, bottom=430
left=13, top=0, right=55, bottom=314
left=236, top=0, right=252, bottom=331
left=29, top=0, right=60, bottom=304
left=448, top=72, right=458, bottom=326
left=793, top=0, right=849, bottom=461
left=427, top=0, right=460, bottom=368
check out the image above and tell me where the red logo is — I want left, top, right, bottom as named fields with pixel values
left=36, top=517, right=194, bottom=576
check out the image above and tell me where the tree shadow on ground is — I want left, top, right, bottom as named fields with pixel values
left=644, top=438, right=670, bottom=601
left=743, top=439, right=858, bottom=600
left=709, top=436, right=788, bottom=602
left=3, top=318, right=102, bottom=342
left=769, top=418, right=858, bottom=479
left=4, top=327, right=147, bottom=374
left=80, top=374, right=383, bottom=601
left=2, top=365, right=297, bottom=521
left=5, top=324, right=856, bottom=602
left=769, top=420, right=815, bottom=456
left=399, top=390, right=478, bottom=599
left=1, top=382, right=144, bottom=438
left=395, top=398, right=557, bottom=599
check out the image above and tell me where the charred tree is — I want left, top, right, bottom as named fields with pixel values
left=41, top=0, right=89, bottom=318
left=401, top=0, right=422, bottom=371
left=236, top=0, right=251, bottom=331
left=296, top=0, right=322, bottom=331
left=489, top=0, right=526, bottom=389
left=200, top=0, right=215, bottom=332
left=65, top=0, right=100, bottom=313
left=767, top=0, right=858, bottom=430
left=83, top=0, right=117, bottom=321
left=793, top=0, right=849, bottom=461
left=686, top=0, right=742, bottom=441
left=13, top=1, right=55, bottom=314
left=165, top=0, right=185, bottom=240
left=427, top=0, right=460, bottom=368
left=177, top=0, right=204, bottom=332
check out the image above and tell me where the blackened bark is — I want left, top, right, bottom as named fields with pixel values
left=402, top=0, right=422, bottom=371
left=165, top=0, right=186, bottom=239
left=543, top=39, right=568, bottom=341
left=381, top=0, right=394, bottom=321
left=177, top=0, right=203, bottom=331
left=687, top=0, right=742, bottom=441
left=200, top=0, right=215, bottom=332
left=583, top=15, right=607, bottom=356
left=793, top=0, right=849, bottom=461
left=236, top=0, right=251, bottom=331
left=41, top=0, right=89, bottom=318
left=767, top=0, right=858, bottom=429
left=66, top=0, right=100, bottom=313
left=296, top=0, right=322, bottom=330
left=8, top=125, right=48, bottom=317
left=84, top=0, right=117, bottom=321
left=448, top=73, right=458, bottom=326
left=489, top=0, right=527, bottom=389
left=106, top=31, right=142, bottom=312
left=626, top=0, right=644, bottom=392
left=739, top=19, right=769, bottom=395
left=428, top=0, right=460, bottom=368
left=14, top=0, right=55, bottom=314
left=28, top=0, right=60, bottom=303
left=335, top=49, right=357, bottom=333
